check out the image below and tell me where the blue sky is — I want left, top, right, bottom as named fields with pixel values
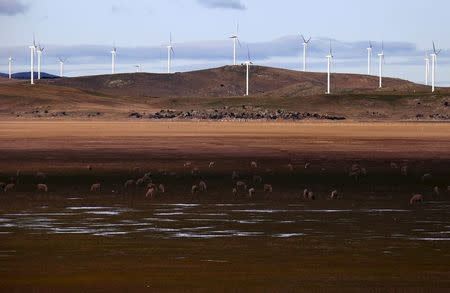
left=1, top=0, right=449, bottom=84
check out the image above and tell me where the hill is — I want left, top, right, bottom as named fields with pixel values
left=43, top=65, right=429, bottom=98
left=0, top=66, right=449, bottom=121
left=0, top=72, right=60, bottom=80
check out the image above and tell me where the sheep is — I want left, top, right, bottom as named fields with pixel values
left=330, top=190, right=339, bottom=200
left=231, top=171, right=239, bottom=181
left=124, top=179, right=135, bottom=189
left=90, top=183, right=101, bottom=193
left=199, top=181, right=207, bottom=193
left=236, top=181, right=247, bottom=193
left=253, top=175, right=263, bottom=185
left=248, top=188, right=256, bottom=198
left=158, top=184, right=166, bottom=194
left=287, top=163, right=294, bottom=172
left=422, top=173, right=433, bottom=184
left=191, top=168, right=200, bottom=176
left=390, top=162, right=398, bottom=169
left=87, top=165, right=92, bottom=171
left=250, top=161, right=258, bottom=169
left=208, top=161, right=215, bottom=168
left=184, top=162, right=192, bottom=168
left=400, top=165, right=408, bottom=176
left=36, top=184, right=48, bottom=193
left=136, top=177, right=146, bottom=187
left=349, top=164, right=366, bottom=182
left=410, top=194, right=424, bottom=205
left=307, top=191, right=315, bottom=200
left=232, top=187, right=238, bottom=197
left=432, top=186, right=440, bottom=197
left=191, top=185, right=199, bottom=196
left=4, top=183, right=15, bottom=192
left=35, top=172, right=47, bottom=182
left=303, top=189, right=315, bottom=200
left=147, top=183, right=157, bottom=190
left=146, top=187, right=156, bottom=198
left=263, top=184, right=273, bottom=196
left=304, top=162, right=311, bottom=169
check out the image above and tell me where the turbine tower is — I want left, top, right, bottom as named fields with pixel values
left=301, top=35, right=311, bottom=72
left=430, top=41, right=441, bottom=93
left=58, top=57, right=66, bottom=77
left=378, top=41, right=385, bottom=88
left=167, top=33, right=174, bottom=74
left=135, top=65, right=141, bottom=73
left=425, top=52, right=430, bottom=86
left=29, top=37, right=37, bottom=85
left=111, top=47, right=117, bottom=74
left=230, top=24, right=240, bottom=66
left=37, top=44, right=44, bottom=80
left=367, top=41, right=373, bottom=75
left=326, top=41, right=333, bottom=95
left=8, top=57, right=13, bottom=79
left=244, top=46, right=253, bottom=96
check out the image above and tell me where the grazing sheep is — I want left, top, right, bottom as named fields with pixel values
left=253, top=175, right=263, bottom=185
left=250, top=161, right=258, bottom=169
left=330, top=190, right=339, bottom=200
left=208, top=161, right=215, bottom=168
left=390, top=162, right=398, bottom=169
left=199, top=181, right=207, bottom=193
left=90, top=183, right=101, bottom=192
left=400, top=165, right=408, bottom=176
left=410, top=194, right=424, bottom=205
left=36, top=184, right=48, bottom=193
left=4, top=183, right=15, bottom=192
left=146, top=187, right=156, bottom=198
left=191, top=185, right=199, bottom=196
left=124, top=179, right=135, bottom=189
left=422, top=173, right=433, bottom=184
left=158, top=184, right=166, bottom=194
left=231, top=171, right=239, bottom=181
left=184, top=162, right=192, bottom=168
left=147, top=183, right=157, bottom=190
left=36, top=172, right=47, bottom=182
left=263, top=184, right=273, bottom=196
left=236, top=181, right=247, bottom=193
left=307, top=191, right=315, bottom=200
left=287, top=164, right=294, bottom=172
left=136, top=178, right=146, bottom=187
left=248, top=188, right=256, bottom=198
left=304, top=162, right=311, bottom=169
left=303, top=189, right=315, bottom=200
left=432, top=186, right=440, bottom=197
left=302, top=188, right=309, bottom=199
left=232, top=187, right=238, bottom=197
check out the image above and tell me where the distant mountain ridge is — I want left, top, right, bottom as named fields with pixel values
left=0, top=72, right=60, bottom=80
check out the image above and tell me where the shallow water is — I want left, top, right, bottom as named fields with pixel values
left=1, top=199, right=449, bottom=242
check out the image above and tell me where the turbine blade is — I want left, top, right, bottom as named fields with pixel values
left=433, top=41, right=436, bottom=54
left=237, top=38, right=242, bottom=48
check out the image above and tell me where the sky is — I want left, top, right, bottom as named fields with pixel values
left=0, top=0, right=449, bottom=85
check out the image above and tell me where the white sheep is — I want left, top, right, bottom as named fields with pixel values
left=432, top=186, right=440, bottom=197
left=208, top=161, right=215, bottom=168
left=158, top=184, right=166, bottom=193
left=250, top=161, right=258, bottom=169
left=390, top=162, right=398, bottom=169
left=146, top=187, right=156, bottom=198
left=199, top=181, right=207, bottom=193
left=410, top=194, right=423, bottom=205
left=36, top=184, right=48, bottom=193
left=191, top=185, right=199, bottom=196
left=330, top=190, right=339, bottom=200
left=90, top=183, right=101, bottom=192
left=248, top=188, right=256, bottom=198
left=400, top=165, right=408, bottom=176
left=4, top=183, right=15, bottom=192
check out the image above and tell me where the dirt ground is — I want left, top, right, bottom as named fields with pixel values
left=0, top=121, right=449, bottom=292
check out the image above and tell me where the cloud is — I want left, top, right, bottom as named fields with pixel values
left=197, top=0, right=246, bottom=10
left=0, top=0, right=28, bottom=16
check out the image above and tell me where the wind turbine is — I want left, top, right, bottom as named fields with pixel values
left=37, top=44, right=44, bottom=80
left=230, top=23, right=241, bottom=66
left=378, top=41, right=385, bottom=88
left=244, top=46, right=253, bottom=96
left=425, top=52, right=430, bottom=86
left=301, top=35, right=311, bottom=72
left=167, top=33, right=174, bottom=74
left=111, top=46, right=117, bottom=74
left=29, top=36, right=37, bottom=84
left=8, top=57, right=13, bottom=79
left=135, top=65, right=141, bottom=73
left=58, top=57, right=67, bottom=77
left=430, top=41, right=441, bottom=93
left=326, top=40, right=333, bottom=95
left=367, top=41, right=373, bottom=75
